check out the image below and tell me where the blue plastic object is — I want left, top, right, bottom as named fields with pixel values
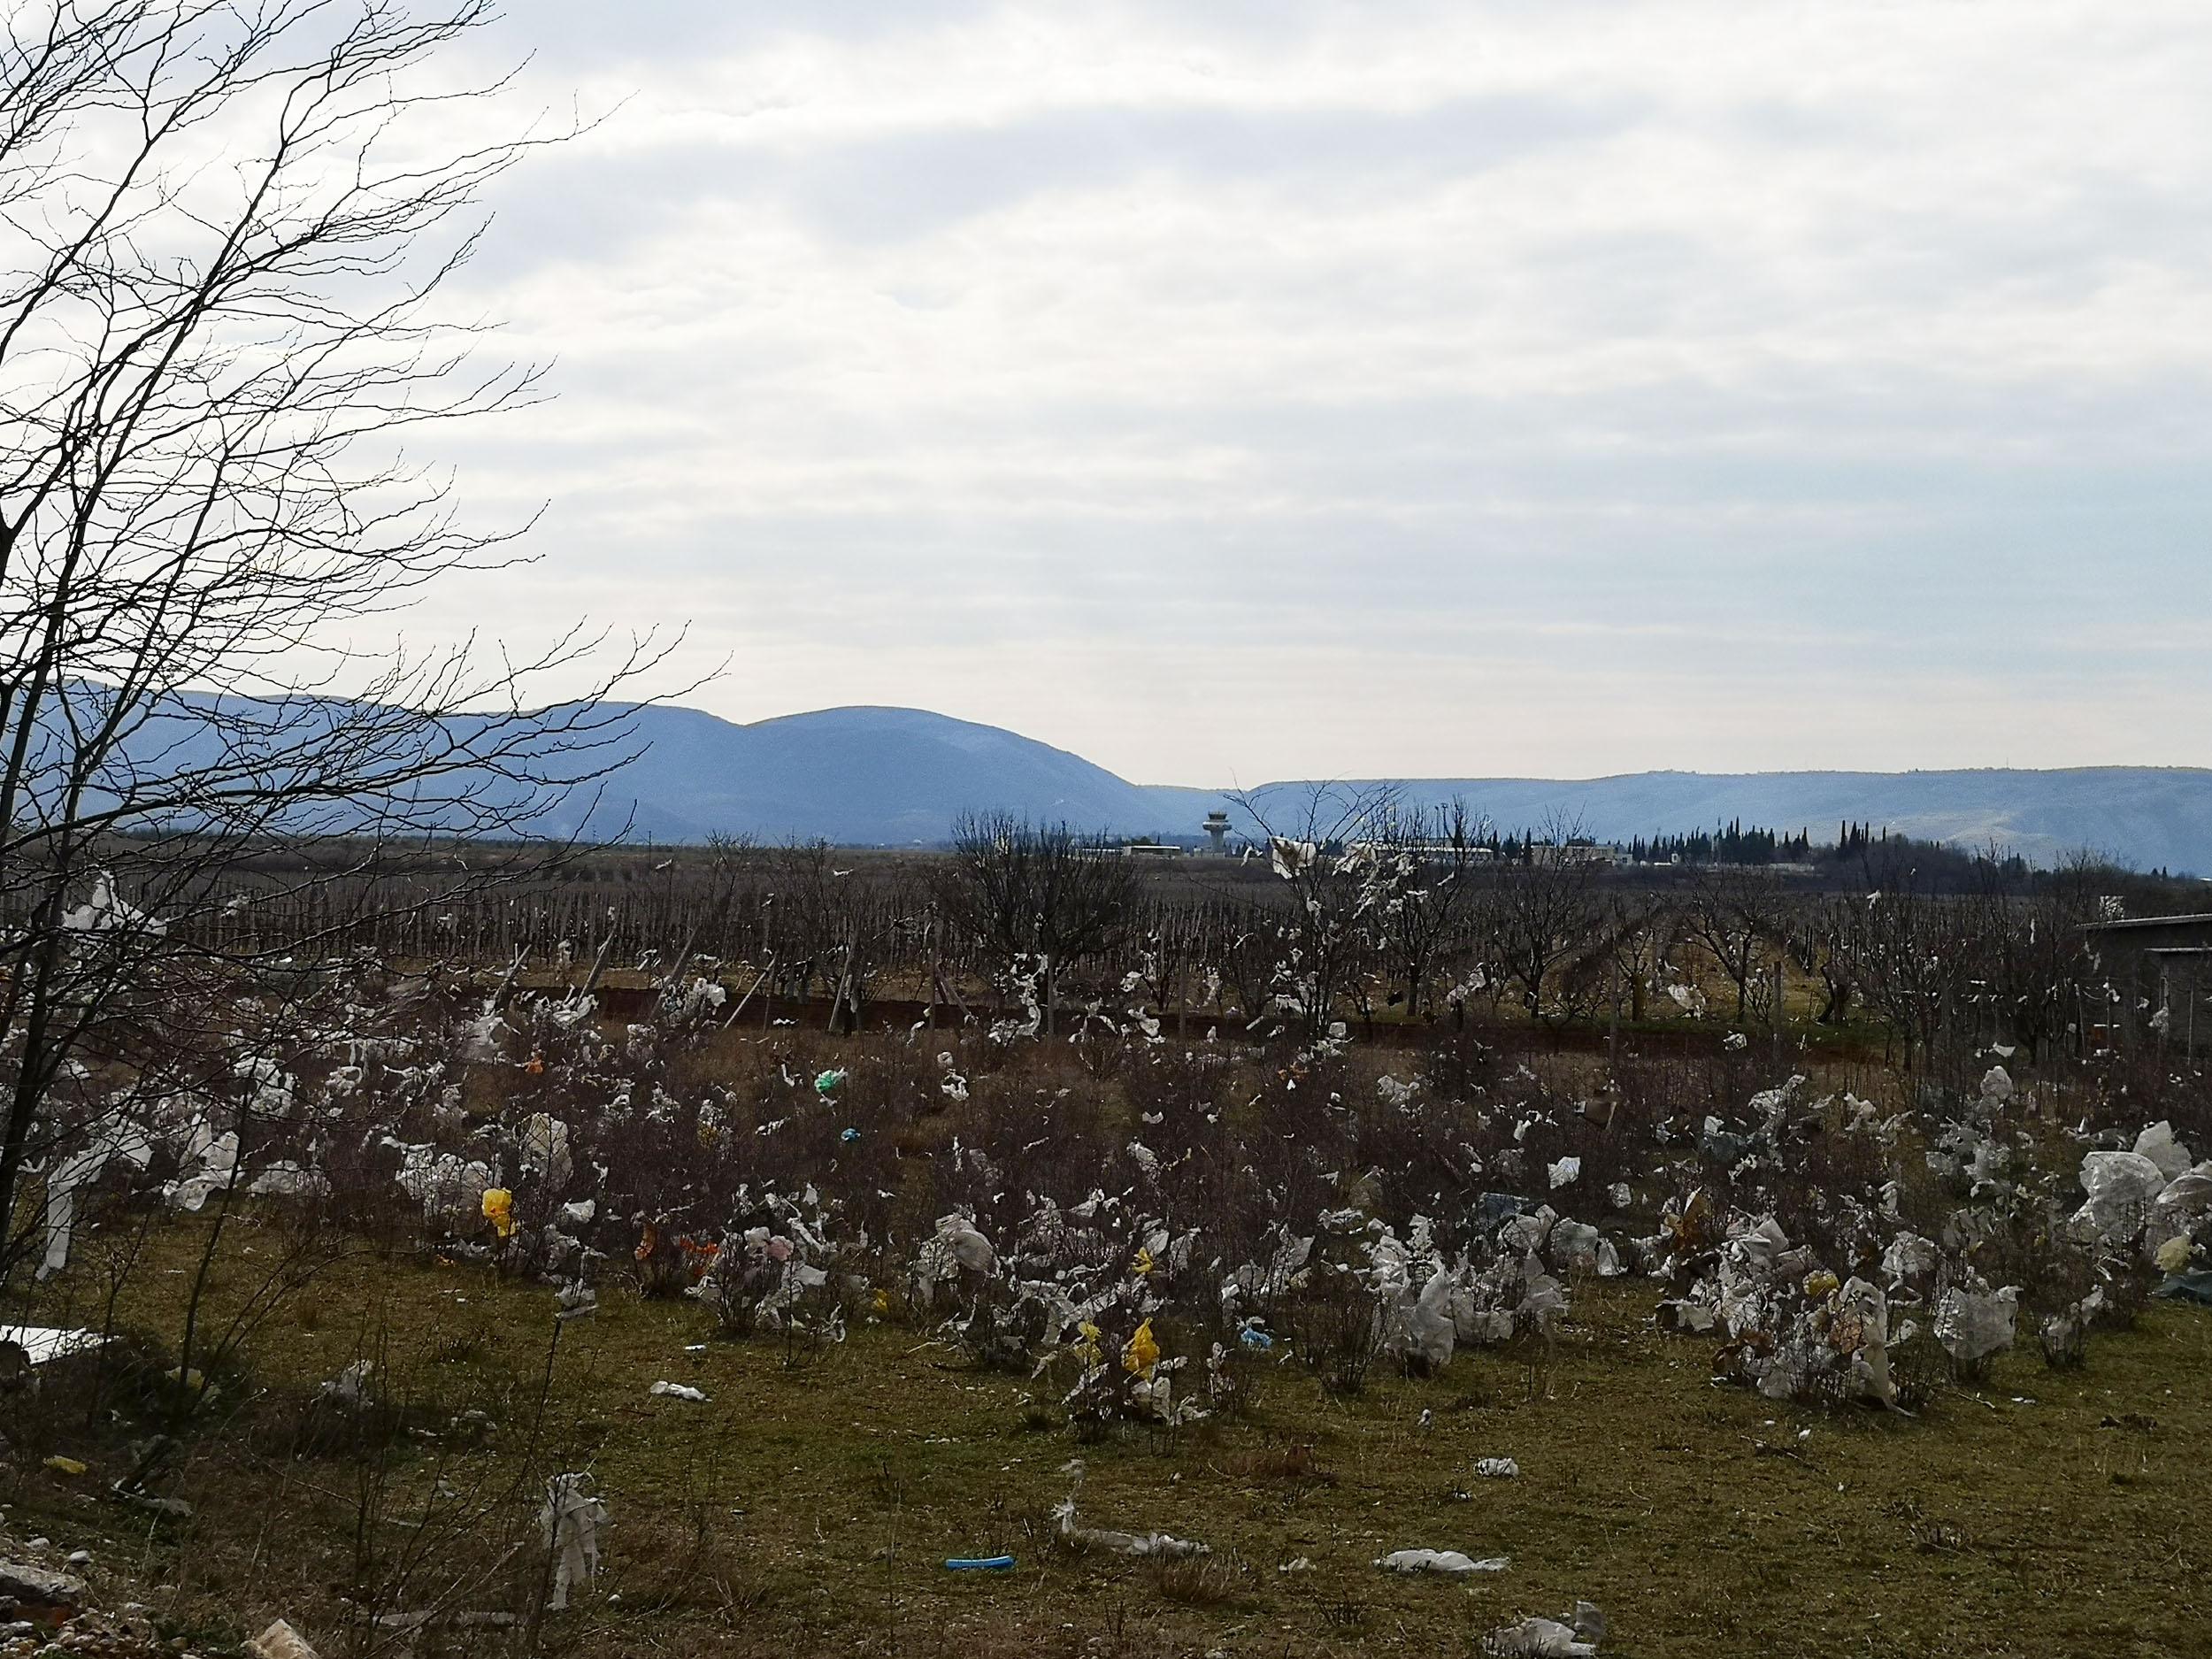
left=944, top=1555, right=1016, bottom=1571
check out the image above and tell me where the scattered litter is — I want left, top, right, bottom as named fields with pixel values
left=556, top=1281, right=599, bottom=1322
left=943, top=1555, right=1016, bottom=1571
left=1376, top=1548, right=1509, bottom=1575
left=318, top=1360, right=373, bottom=1409
left=1475, top=1457, right=1520, bottom=1479
left=1054, top=1463, right=1210, bottom=1559
left=814, top=1069, right=847, bottom=1094
left=0, top=1325, right=111, bottom=1366
left=2154, top=1271, right=2212, bottom=1307
left=246, top=1619, right=319, bottom=1659
left=649, top=1380, right=708, bottom=1402
left=1484, top=1602, right=1604, bottom=1656
left=42, top=1455, right=88, bottom=1476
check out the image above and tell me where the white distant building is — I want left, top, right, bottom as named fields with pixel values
left=1528, top=841, right=1623, bottom=868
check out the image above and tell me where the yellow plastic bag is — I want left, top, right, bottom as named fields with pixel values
left=1122, top=1318, right=1159, bottom=1377
left=482, top=1187, right=517, bottom=1240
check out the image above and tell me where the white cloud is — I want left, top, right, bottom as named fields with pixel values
left=368, top=0, right=2212, bottom=780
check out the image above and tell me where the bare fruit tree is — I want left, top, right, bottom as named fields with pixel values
left=1491, top=813, right=1606, bottom=1024
left=939, top=812, right=1140, bottom=1034
left=1362, top=795, right=1491, bottom=1021
left=1227, top=782, right=1395, bottom=1044
left=0, top=2, right=664, bottom=1282
left=1679, top=863, right=1782, bottom=1023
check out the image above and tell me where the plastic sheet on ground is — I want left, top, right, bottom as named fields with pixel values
left=1375, top=1548, right=1509, bottom=1575
left=1484, top=1613, right=1601, bottom=1656
left=1053, top=1486, right=1209, bottom=1559
left=0, top=1325, right=111, bottom=1365
left=2154, top=1271, right=2212, bottom=1307
left=245, top=1619, right=318, bottom=1659
left=318, top=1360, right=373, bottom=1409
left=248, top=1161, right=327, bottom=1200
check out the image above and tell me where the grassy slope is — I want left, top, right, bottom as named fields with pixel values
left=12, top=1224, right=2212, bottom=1659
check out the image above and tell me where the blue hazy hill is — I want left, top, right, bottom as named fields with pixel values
left=44, top=689, right=2212, bottom=872
left=551, top=704, right=2211, bottom=873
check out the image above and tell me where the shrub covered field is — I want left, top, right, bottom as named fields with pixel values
left=6, top=970, right=2212, bottom=1657
left=12, top=1229, right=2212, bottom=1659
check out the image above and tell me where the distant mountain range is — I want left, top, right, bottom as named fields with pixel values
left=517, top=703, right=2211, bottom=876
left=42, top=687, right=2212, bottom=874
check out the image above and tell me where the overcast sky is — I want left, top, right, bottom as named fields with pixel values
left=401, top=2, right=2212, bottom=785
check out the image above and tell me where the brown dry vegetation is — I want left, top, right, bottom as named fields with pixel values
left=6, top=1017, right=2211, bottom=1659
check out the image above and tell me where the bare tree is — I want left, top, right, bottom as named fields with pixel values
left=1784, top=895, right=1862, bottom=1026
left=939, top=812, right=1139, bottom=1033
left=1225, top=783, right=1394, bottom=1044
left=1491, top=812, right=1605, bottom=1024
left=1846, top=857, right=1966, bottom=1074
left=1679, top=863, right=1782, bottom=1023
left=1605, top=890, right=1673, bottom=1025
left=0, top=3, right=667, bottom=1282
left=1363, top=795, right=1490, bottom=1022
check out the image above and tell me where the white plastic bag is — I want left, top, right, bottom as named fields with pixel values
left=2133, top=1121, right=2193, bottom=1183
left=541, top=1473, right=607, bottom=1609
left=1934, top=1286, right=2018, bottom=1366
left=2074, top=1151, right=2169, bottom=1240
left=1377, top=1548, right=1509, bottom=1575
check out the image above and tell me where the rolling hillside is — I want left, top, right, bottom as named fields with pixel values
left=39, top=689, right=2212, bottom=872
left=549, top=704, right=2212, bottom=873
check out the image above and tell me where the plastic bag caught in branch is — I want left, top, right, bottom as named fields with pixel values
left=39, top=1122, right=155, bottom=1279
left=1934, top=1285, right=2019, bottom=1367
left=541, top=1473, right=607, bottom=1610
